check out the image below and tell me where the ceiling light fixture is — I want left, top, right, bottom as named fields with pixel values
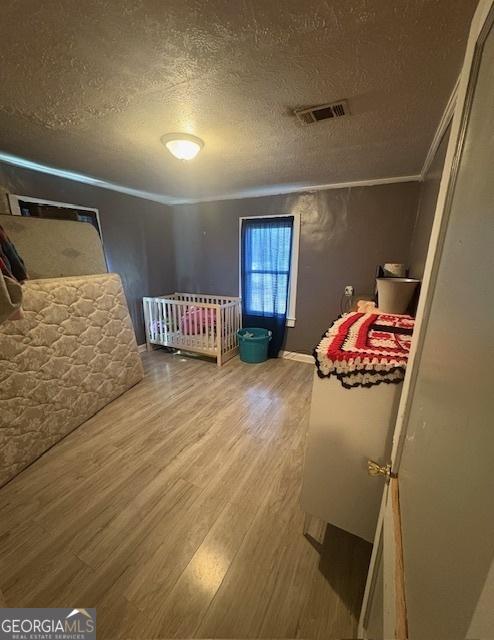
left=160, top=133, right=204, bottom=160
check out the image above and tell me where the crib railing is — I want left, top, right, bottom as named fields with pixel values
left=174, top=292, right=241, bottom=306
left=143, top=293, right=242, bottom=366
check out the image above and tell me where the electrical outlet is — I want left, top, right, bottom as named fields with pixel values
left=344, top=285, right=354, bottom=297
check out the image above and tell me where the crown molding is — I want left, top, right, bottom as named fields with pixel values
left=0, top=151, right=183, bottom=206
left=174, top=174, right=422, bottom=206
left=0, top=150, right=422, bottom=208
left=420, top=75, right=460, bottom=180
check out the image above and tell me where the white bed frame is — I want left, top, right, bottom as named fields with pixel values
left=143, top=292, right=242, bottom=366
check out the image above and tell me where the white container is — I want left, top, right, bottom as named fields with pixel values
left=376, top=277, right=420, bottom=314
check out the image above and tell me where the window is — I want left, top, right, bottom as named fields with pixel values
left=239, top=214, right=300, bottom=326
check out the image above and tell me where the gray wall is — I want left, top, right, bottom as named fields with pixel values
left=0, top=162, right=174, bottom=345
left=0, top=161, right=440, bottom=355
left=409, top=124, right=451, bottom=279
left=172, top=182, right=420, bottom=354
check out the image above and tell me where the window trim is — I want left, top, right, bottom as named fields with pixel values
left=238, top=213, right=300, bottom=327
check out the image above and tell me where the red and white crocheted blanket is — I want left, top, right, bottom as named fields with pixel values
left=314, top=312, right=415, bottom=388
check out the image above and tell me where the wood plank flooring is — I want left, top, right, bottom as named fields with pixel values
left=0, top=350, right=371, bottom=639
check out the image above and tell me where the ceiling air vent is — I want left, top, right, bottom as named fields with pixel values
left=294, top=100, right=350, bottom=125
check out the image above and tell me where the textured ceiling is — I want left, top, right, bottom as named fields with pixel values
left=0, top=0, right=477, bottom=202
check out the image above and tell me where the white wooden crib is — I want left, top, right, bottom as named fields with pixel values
left=143, top=292, right=242, bottom=366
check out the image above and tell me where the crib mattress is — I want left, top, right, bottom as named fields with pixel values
left=0, top=273, right=144, bottom=487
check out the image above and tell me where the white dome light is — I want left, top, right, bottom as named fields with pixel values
left=161, top=133, right=204, bottom=160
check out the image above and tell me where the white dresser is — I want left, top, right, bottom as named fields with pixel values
left=300, top=372, right=402, bottom=542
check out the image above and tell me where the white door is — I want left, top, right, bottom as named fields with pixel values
left=360, top=1, right=494, bottom=636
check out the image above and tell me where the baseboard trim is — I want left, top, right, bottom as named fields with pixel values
left=140, top=343, right=312, bottom=363
left=280, top=350, right=314, bottom=364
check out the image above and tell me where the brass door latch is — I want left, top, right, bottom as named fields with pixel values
left=367, top=459, right=396, bottom=482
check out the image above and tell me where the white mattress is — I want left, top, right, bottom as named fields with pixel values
left=0, top=273, right=144, bottom=486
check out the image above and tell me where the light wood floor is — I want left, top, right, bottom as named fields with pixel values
left=0, top=351, right=371, bottom=639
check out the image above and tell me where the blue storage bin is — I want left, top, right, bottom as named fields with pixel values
left=237, top=328, right=271, bottom=363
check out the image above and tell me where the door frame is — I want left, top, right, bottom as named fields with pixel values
left=358, top=0, right=494, bottom=634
